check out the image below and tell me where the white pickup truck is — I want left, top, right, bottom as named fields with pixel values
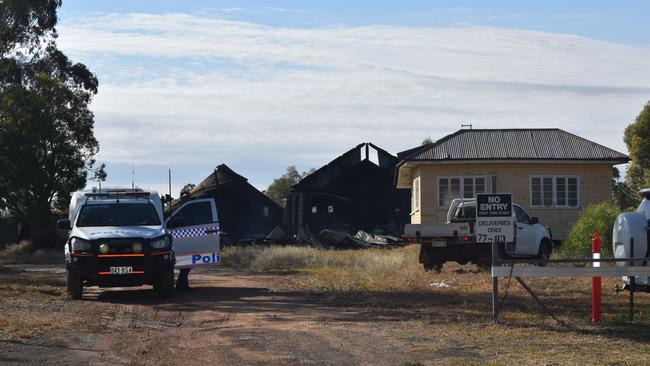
left=403, top=198, right=553, bottom=271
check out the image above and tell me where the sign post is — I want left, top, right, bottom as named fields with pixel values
left=476, top=193, right=514, bottom=244
left=477, top=193, right=514, bottom=323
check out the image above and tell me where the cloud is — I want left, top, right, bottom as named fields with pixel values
left=56, top=13, right=648, bottom=190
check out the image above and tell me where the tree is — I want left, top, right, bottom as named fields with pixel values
left=0, top=0, right=61, bottom=58
left=421, top=136, right=434, bottom=145
left=91, top=163, right=107, bottom=190
left=624, top=102, right=650, bottom=192
left=180, top=183, right=196, bottom=195
left=0, top=1, right=99, bottom=248
left=266, top=166, right=314, bottom=207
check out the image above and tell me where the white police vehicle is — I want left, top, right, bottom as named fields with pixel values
left=58, top=188, right=174, bottom=299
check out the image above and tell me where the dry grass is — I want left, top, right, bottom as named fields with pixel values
left=0, top=241, right=63, bottom=264
left=0, top=270, right=68, bottom=341
left=222, top=245, right=441, bottom=292
left=0, top=269, right=65, bottom=297
left=222, top=244, right=650, bottom=364
left=0, top=313, right=69, bottom=341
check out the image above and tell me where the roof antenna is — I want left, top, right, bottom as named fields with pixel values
left=461, top=123, right=473, bottom=129
left=131, top=152, right=135, bottom=191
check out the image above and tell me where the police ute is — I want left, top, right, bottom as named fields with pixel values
left=57, top=188, right=174, bottom=299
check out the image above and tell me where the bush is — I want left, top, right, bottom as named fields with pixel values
left=560, top=201, right=621, bottom=259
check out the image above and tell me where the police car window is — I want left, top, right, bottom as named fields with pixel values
left=514, top=206, right=531, bottom=224
left=77, top=203, right=160, bottom=227
left=174, top=201, right=213, bottom=226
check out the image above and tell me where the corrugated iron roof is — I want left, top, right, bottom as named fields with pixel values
left=401, top=129, right=629, bottom=163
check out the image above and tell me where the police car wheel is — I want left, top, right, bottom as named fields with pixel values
left=66, top=268, right=83, bottom=300
left=154, top=266, right=174, bottom=298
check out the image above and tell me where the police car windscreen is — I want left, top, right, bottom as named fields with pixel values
left=77, top=203, right=161, bottom=227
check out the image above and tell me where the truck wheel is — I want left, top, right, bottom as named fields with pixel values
left=537, top=239, right=552, bottom=266
left=496, top=242, right=510, bottom=262
left=66, top=268, right=83, bottom=300
left=154, top=266, right=174, bottom=298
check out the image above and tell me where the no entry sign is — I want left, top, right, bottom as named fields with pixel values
left=476, top=193, right=514, bottom=243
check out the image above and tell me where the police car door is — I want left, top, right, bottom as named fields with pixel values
left=167, top=198, right=221, bottom=268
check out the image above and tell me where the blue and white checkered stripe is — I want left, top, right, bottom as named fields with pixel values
left=170, top=226, right=219, bottom=239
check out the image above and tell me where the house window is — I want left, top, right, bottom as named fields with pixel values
left=412, top=177, right=421, bottom=212
left=530, top=176, right=579, bottom=207
left=438, top=177, right=486, bottom=207
left=311, top=206, right=318, bottom=214
left=263, top=206, right=269, bottom=217
left=328, top=205, right=334, bottom=214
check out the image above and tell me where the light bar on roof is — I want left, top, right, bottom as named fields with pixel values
left=85, top=191, right=150, bottom=198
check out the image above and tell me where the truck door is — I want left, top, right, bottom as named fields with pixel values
left=513, top=205, right=536, bottom=255
left=166, top=198, right=221, bottom=268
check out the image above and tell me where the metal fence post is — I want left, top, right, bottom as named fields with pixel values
left=592, top=232, right=602, bottom=324
left=629, top=237, right=635, bottom=321
left=492, top=240, right=499, bottom=323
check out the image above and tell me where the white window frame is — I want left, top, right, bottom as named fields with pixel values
left=529, top=175, right=580, bottom=208
left=411, top=176, right=421, bottom=213
left=437, top=176, right=487, bottom=208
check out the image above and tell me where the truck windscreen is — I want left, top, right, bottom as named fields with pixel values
left=76, top=203, right=161, bottom=227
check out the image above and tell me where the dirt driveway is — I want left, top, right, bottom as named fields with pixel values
left=4, top=264, right=650, bottom=365
left=0, top=266, right=446, bottom=366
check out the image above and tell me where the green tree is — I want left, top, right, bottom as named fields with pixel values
left=0, top=0, right=61, bottom=57
left=91, top=163, right=107, bottom=190
left=0, top=1, right=99, bottom=248
left=421, top=136, right=434, bottom=145
left=266, top=166, right=314, bottom=207
left=180, top=183, right=196, bottom=195
left=624, top=102, right=650, bottom=192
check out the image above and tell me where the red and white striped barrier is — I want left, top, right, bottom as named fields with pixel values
left=592, top=232, right=602, bottom=324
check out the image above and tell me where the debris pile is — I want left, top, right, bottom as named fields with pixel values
left=280, top=143, right=411, bottom=249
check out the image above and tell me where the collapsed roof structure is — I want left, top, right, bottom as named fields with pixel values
left=282, top=143, right=411, bottom=248
left=171, top=164, right=283, bottom=245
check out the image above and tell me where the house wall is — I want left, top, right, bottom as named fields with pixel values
left=410, top=167, right=422, bottom=224
left=410, top=162, right=613, bottom=240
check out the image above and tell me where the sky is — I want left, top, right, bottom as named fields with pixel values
left=55, top=1, right=650, bottom=195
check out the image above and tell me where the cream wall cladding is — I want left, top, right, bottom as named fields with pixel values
left=410, top=167, right=422, bottom=224
left=412, top=162, right=613, bottom=240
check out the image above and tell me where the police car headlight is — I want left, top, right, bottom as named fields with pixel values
left=132, top=242, right=143, bottom=253
left=150, top=236, right=170, bottom=249
left=71, top=238, right=92, bottom=252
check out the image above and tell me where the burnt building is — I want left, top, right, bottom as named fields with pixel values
left=172, top=164, right=283, bottom=245
left=283, top=143, right=411, bottom=246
